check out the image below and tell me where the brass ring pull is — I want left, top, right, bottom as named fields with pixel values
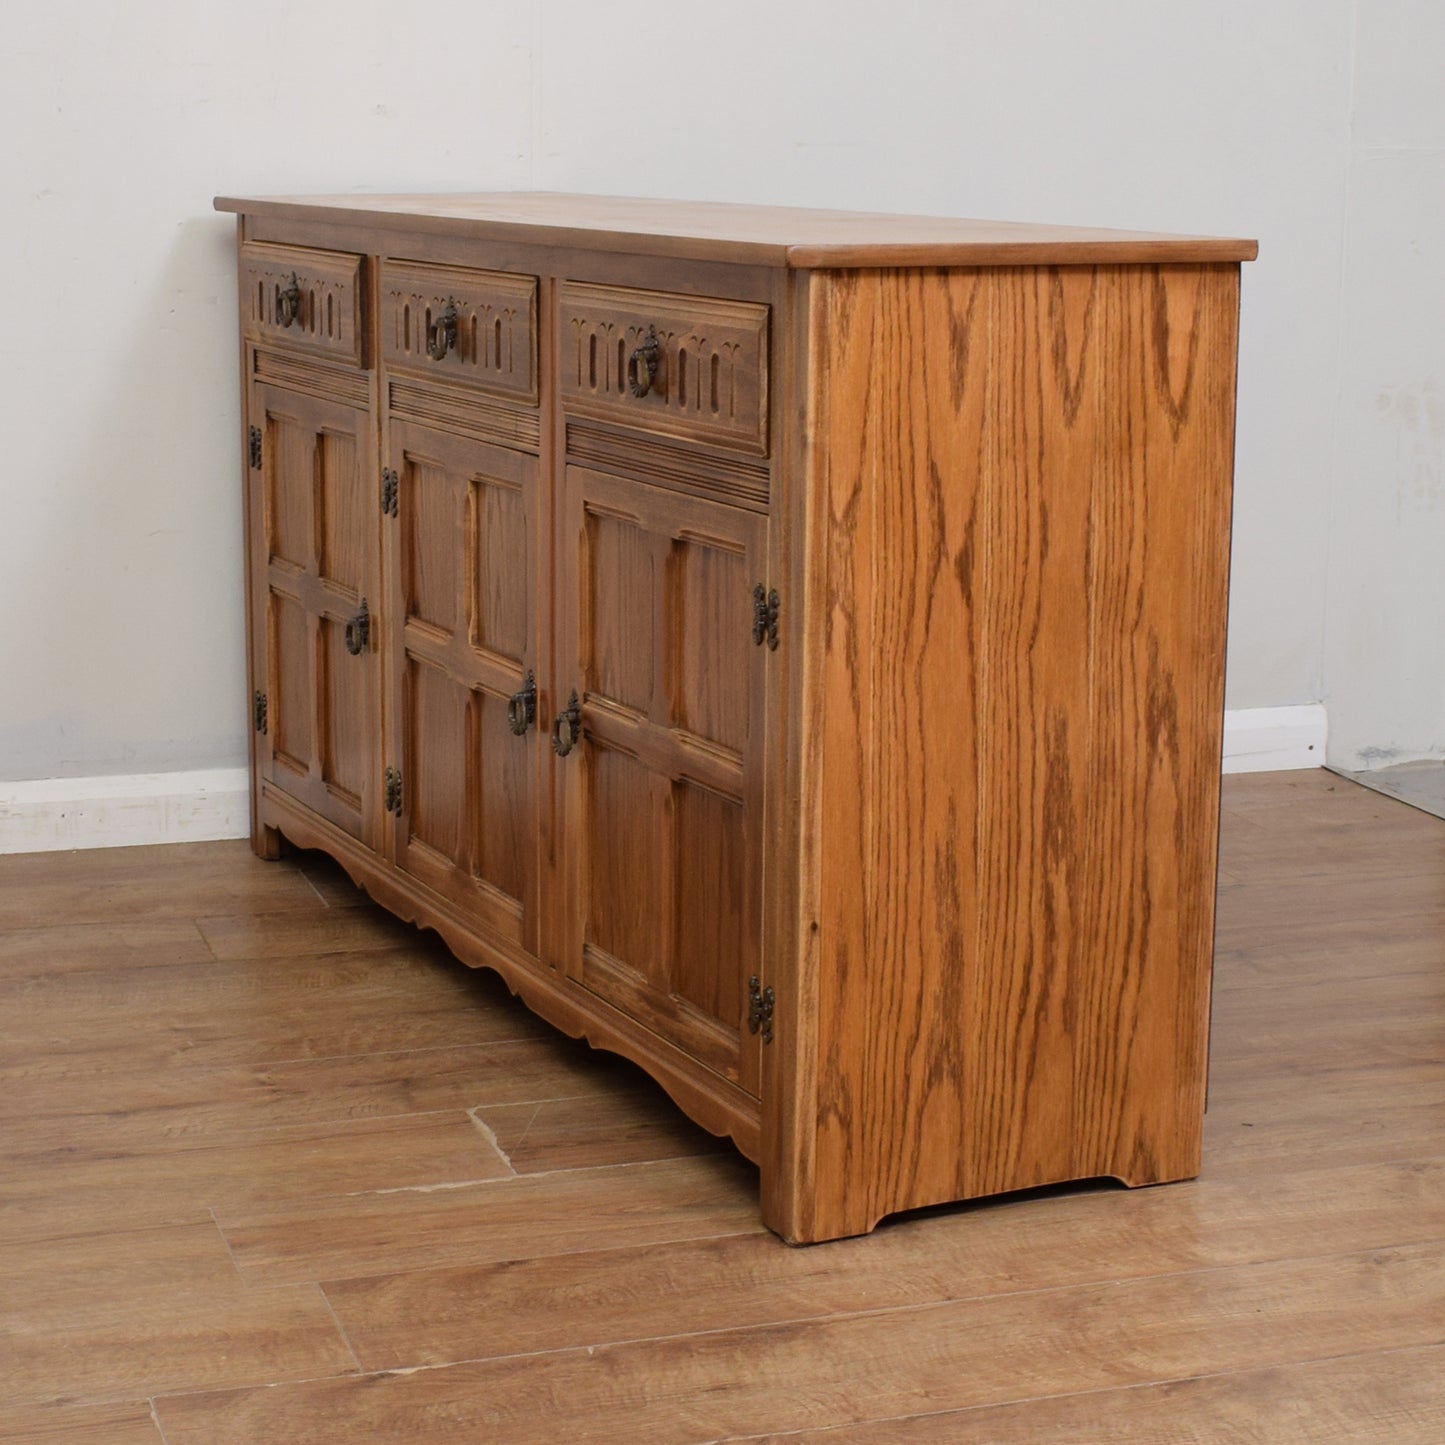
left=276, top=274, right=301, bottom=328
left=426, top=299, right=458, bottom=360
left=343, top=599, right=370, bottom=656
left=551, top=690, right=582, bottom=757
left=627, top=327, right=660, bottom=398
left=507, top=672, right=537, bottom=737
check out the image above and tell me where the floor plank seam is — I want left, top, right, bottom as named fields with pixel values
left=318, top=1286, right=367, bottom=1376
left=467, top=1106, right=520, bottom=1175
left=208, top=1205, right=249, bottom=1284
left=334, top=1174, right=522, bottom=1199
left=149, top=1396, right=173, bottom=1445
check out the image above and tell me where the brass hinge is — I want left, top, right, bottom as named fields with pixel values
left=381, top=467, right=399, bottom=517
left=384, top=766, right=403, bottom=816
left=252, top=690, right=268, bottom=735
left=747, top=975, right=775, bottom=1044
left=248, top=426, right=263, bottom=470
left=752, top=584, right=780, bottom=651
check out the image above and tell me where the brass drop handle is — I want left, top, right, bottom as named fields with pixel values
left=551, top=690, right=582, bottom=757
left=343, top=599, right=370, bottom=656
left=507, top=671, right=537, bottom=737
left=426, top=299, right=458, bottom=360
left=627, top=326, right=660, bottom=398
left=276, top=273, right=301, bottom=328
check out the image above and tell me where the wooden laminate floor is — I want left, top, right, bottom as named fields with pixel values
left=1, top=769, right=1443, bottom=1442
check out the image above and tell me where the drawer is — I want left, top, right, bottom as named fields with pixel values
left=558, top=283, right=769, bottom=456
left=380, top=260, right=538, bottom=403
left=241, top=242, right=366, bottom=365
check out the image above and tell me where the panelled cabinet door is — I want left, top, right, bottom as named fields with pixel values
left=385, top=420, right=538, bottom=955
left=557, top=465, right=767, bottom=1097
left=251, top=383, right=378, bottom=845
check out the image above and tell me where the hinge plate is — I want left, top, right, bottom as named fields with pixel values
left=248, top=426, right=263, bottom=470
left=381, top=467, right=399, bottom=517
left=752, top=584, right=780, bottom=651
left=384, top=766, right=403, bottom=816
left=253, top=690, right=268, bottom=735
left=747, top=975, right=775, bottom=1044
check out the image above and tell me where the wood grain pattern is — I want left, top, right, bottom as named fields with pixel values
left=322, top=1154, right=1445, bottom=1376
left=379, top=258, right=537, bottom=400
left=0, top=1400, right=165, bottom=1443
left=218, top=193, right=1258, bottom=268
left=558, top=281, right=770, bottom=453
left=240, top=240, right=365, bottom=364
left=385, top=421, right=537, bottom=946
left=475, top=1081, right=726, bottom=1174
left=227, top=200, right=1249, bottom=1241
left=215, top=1153, right=763, bottom=1285
left=1, top=775, right=1443, bottom=1439
left=156, top=1242, right=1445, bottom=1443
left=559, top=464, right=767, bottom=1096
left=796, top=263, right=1239, bottom=1239
left=253, top=382, right=379, bottom=846
left=725, top=1346, right=1445, bottom=1443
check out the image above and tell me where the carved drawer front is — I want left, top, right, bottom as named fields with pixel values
left=558, top=283, right=769, bottom=456
left=241, top=242, right=366, bottom=365
left=380, top=260, right=538, bottom=403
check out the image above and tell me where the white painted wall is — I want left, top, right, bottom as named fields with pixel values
left=1, top=0, right=1437, bottom=804
left=1323, top=0, right=1445, bottom=769
left=0, top=0, right=535, bottom=782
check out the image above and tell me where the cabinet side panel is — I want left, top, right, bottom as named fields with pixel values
left=804, top=264, right=1239, bottom=1240
left=1071, top=265, right=1238, bottom=1184
left=808, top=269, right=987, bottom=1239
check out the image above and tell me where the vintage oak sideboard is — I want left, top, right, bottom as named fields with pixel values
left=215, top=192, right=1255, bottom=1243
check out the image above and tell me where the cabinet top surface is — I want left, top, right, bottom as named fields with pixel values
left=214, top=191, right=1257, bottom=268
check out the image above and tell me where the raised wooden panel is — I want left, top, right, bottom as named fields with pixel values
left=268, top=594, right=312, bottom=778
left=558, top=283, right=770, bottom=455
left=473, top=476, right=529, bottom=661
left=475, top=690, right=528, bottom=905
left=386, top=421, right=537, bottom=953
left=585, top=747, right=669, bottom=975
left=404, top=457, right=460, bottom=635
left=585, top=511, right=655, bottom=717
left=673, top=781, right=751, bottom=1031
left=405, top=659, right=470, bottom=869
left=252, top=383, right=377, bottom=849
left=318, top=616, right=368, bottom=813
left=241, top=242, right=365, bottom=365
left=318, top=429, right=366, bottom=596
left=380, top=260, right=538, bottom=402
left=265, top=412, right=313, bottom=569
left=561, top=465, right=767, bottom=1097
left=672, top=538, right=749, bottom=754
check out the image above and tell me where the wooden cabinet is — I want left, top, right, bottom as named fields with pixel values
left=219, top=193, right=1255, bottom=1244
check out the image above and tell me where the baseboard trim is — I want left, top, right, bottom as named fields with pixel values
left=0, top=706, right=1325, bottom=854
left=0, top=768, right=250, bottom=855
left=1222, top=704, right=1327, bottom=775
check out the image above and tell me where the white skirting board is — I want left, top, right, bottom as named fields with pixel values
left=0, top=769, right=250, bottom=855
left=0, top=705, right=1328, bottom=854
left=1221, top=704, right=1328, bottom=774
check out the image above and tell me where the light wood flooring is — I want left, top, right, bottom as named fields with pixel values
left=1, top=768, right=1443, bottom=1442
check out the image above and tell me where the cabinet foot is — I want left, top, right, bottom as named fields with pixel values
left=252, top=823, right=283, bottom=861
